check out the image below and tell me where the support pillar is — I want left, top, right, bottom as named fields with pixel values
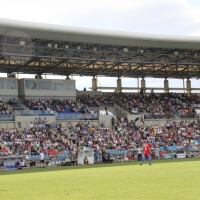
left=186, top=79, right=191, bottom=94
left=164, top=79, right=169, bottom=93
left=35, top=74, right=42, bottom=79
left=92, top=77, right=97, bottom=91
left=141, top=78, right=146, bottom=94
left=65, top=76, right=70, bottom=80
left=116, top=78, right=122, bottom=93
left=137, top=78, right=139, bottom=92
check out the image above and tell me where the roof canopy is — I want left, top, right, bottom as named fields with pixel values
left=0, top=18, right=200, bottom=79
left=1, top=18, right=200, bottom=49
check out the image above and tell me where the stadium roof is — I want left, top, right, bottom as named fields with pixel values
left=1, top=18, right=200, bottom=49
left=0, top=18, right=200, bottom=79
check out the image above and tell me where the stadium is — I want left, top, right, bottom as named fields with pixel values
left=0, top=9, right=200, bottom=200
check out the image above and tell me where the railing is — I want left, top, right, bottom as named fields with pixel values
left=0, top=114, right=15, bottom=121
left=144, top=113, right=199, bottom=119
left=56, top=113, right=98, bottom=120
left=0, top=110, right=99, bottom=121
left=14, top=110, right=55, bottom=116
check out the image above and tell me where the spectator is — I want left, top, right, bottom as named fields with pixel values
left=63, top=157, right=71, bottom=166
left=15, top=161, right=21, bottom=169
left=21, top=160, right=27, bottom=168
left=94, top=150, right=98, bottom=164
left=39, top=151, right=45, bottom=168
left=0, top=161, right=4, bottom=170
left=30, top=160, right=36, bottom=167
left=107, top=154, right=113, bottom=163
left=118, top=155, right=123, bottom=162
left=84, top=156, right=89, bottom=165
left=102, top=154, right=108, bottom=163
left=71, top=155, right=78, bottom=166
left=159, top=150, right=164, bottom=159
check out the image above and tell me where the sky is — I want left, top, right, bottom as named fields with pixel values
left=1, top=0, right=200, bottom=92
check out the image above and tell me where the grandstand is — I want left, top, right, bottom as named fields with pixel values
left=0, top=18, right=200, bottom=169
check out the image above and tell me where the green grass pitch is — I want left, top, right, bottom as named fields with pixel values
left=0, top=159, right=200, bottom=200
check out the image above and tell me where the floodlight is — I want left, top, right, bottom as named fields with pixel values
left=47, top=43, right=52, bottom=48
left=123, top=48, right=128, bottom=52
left=140, top=49, right=144, bottom=53
left=93, top=47, right=97, bottom=51
left=77, top=46, right=81, bottom=49
left=20, top=41, right=25, bottom=45
left=65, top=45, right=69, bottom=48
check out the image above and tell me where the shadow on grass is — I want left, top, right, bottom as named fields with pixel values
left=0, top=158, right=199, bottom=176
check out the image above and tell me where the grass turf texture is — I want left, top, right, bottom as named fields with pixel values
left=0, top=159, right=200, bottom=200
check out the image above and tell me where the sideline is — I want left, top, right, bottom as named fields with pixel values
left=0, top=158, right=199, bottom=176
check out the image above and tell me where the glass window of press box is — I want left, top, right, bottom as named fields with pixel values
left=25, top=80, right=75, bottom=90
left=0, top=79, right=17, bottom=89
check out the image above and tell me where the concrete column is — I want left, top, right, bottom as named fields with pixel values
left=65, top=76, right=70, bottom=80
left=141, top=78, right=146, bottom=94
left=186, top=79, right=191, bottom=94
left=35, top=74, right=42, bottom=79
left=164, top=79, right=169, bottom=93
left=116, top=78, right=122, bottom=93
left=137, top=78, right=139, bottom=92
left=92, top=78, right=97, bottom=91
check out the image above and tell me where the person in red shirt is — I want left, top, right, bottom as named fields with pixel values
left=140, top=141, right=152, bottom=166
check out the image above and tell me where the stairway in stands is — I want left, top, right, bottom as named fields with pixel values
left=113, top=103, right=129, bottom=119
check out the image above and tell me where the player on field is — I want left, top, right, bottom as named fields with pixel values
left=140, top=141, right=152, bottom=166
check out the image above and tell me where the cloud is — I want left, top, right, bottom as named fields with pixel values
left=189, top=30, right=200, bottom=36
left=1, top=0, right=200, bottom=36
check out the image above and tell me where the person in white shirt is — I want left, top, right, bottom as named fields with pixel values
left=39, top=151, right=45, bottom=168
left=137, top=146, right=142, bottom=161
left=30, top=122, right=33, bottom=129
left=21, top=160, right=27, bottom=168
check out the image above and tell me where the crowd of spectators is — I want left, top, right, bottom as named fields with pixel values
left=1, top=116, right=200, bottom=158
left=108, top=92, right=198, bottom=119
left=78, top=94, right=114, bottom=107
left=0, top=100, right=15, bottom=115
left=22, top=92, right=200, bottom=120
left=23, top=98, right=91, bottom=115
left=0, top=118, right=65, bottom=157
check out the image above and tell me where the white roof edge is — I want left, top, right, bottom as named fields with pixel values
left=0, top=18, right=200, bottom=49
